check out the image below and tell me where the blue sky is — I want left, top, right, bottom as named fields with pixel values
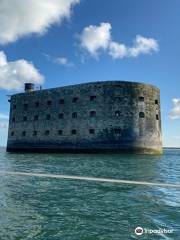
left=0, top=0, right=180, bottom=147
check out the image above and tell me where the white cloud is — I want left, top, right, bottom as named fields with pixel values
left=109, top=35, right=159, bottom=59
left=0, top=0, right=80, bottom=44
left=170, top=99, right=180, bottom=119
left=0, top=51, right=44, bottom=90
left=109, top=42, right=128, bottom=59
left=54, top=57, right=75, bottom=67
left=55, top=57, right=68, bottom=65
left=79, top=23, right=159, bottom=59
left=128, top=35, right=159, bottom=57
left=43, top=53, right=74, bottom=67
left=79, top=23, right=112, bottom=57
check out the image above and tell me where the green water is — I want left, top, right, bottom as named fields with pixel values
left=0, top=148, right=179, bottom=239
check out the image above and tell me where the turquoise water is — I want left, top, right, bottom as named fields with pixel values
left=0, top=148, right=180, bottom=240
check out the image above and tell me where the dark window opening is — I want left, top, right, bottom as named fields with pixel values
left=22, top=131, right=26, bottom=137
left=58, top=130, right=63, bottom=135
left=90, top=111, right=96, bottom=117
left=72, top=97, right=78, bottom=103
left=115, top=96, right=122, bottom=101
left=139, top=96, right=144, bottom=102
left=114, top=128, right=122, bottom=134
left=115, top=111, right=121, bottom=117
left=24, top=103, right=28, bottom=109
left=11, top=131, right=14, bottom=136
left=156, top=114, right=159, bottom=120
left=34, top=115, right=39, bottom=121
left=33, top=131, right=37, bottom=136
left=35, top=101, right=39, bottom=107
left=13, top=105, right=16, bottom=110
left=139, top=112, right=145, bottom=118
left=59, top=113, right=64, bottom=119
left=47, top=100, right=52, bottom=106
left=46, top=114, right=51, bottom=120
left=12, top=117, right=15, bottom=122
left=155, top=100, right=159, bottom=104
left=71, top=129, right=77, bottom=135
left=45, top=130, right=50, bottom=136
left=23, top=116, right=27, bottom=121
left=89, top=129, right=95, bottom=134
left=72, top=112, right=77, bottom=118
left=59, top=99, right=64, bottom=104
left=90, top=96, right=96, bottom=101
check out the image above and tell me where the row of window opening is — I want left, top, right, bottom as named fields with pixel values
left=13, top=96, right=97, bottom=110
left=11, top=128, right=123, bottom=137
left=138, top=97, right=159, bottom=105
left=139, top=112, right=159, bottom=120
left=11, top=129, right=96, bottom=137
left=12, top=97, right=159, bottom=110
left=11, top=111, right=159, bottom=122
left=12, top=111, right=97, bottom=122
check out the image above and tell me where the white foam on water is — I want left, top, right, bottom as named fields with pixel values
left=0, top=171, right=180, bottom=188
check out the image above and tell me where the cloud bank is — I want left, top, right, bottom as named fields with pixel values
left=79, top=22, right=159, bottom=59
left=170, top=99, right=180, bottom=119
left=0, top=0, right=80, bottom=44
left=0, top=51, right=44, bottom=90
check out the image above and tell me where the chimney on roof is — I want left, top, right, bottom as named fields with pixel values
left=24, top=83, right=35, bottom=93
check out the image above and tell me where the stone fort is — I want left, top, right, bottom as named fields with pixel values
left=7, top=81, right=163, bottom=154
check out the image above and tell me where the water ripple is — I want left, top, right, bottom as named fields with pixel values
left=0, top=148, right=179, bottom=239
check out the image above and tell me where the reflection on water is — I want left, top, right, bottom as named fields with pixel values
left=0, top=148, right=180, bottom=239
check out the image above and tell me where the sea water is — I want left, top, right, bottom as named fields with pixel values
left=0, top=147, right=179, bottom=239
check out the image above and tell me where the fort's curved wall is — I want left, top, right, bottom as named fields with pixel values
left=7, top=81, right=163, bottom=154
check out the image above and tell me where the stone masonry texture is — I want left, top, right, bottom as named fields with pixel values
left=7, top=81, right=163, bottom=154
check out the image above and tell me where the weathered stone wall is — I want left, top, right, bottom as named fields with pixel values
left=7, top=81, right=162, bottom=154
